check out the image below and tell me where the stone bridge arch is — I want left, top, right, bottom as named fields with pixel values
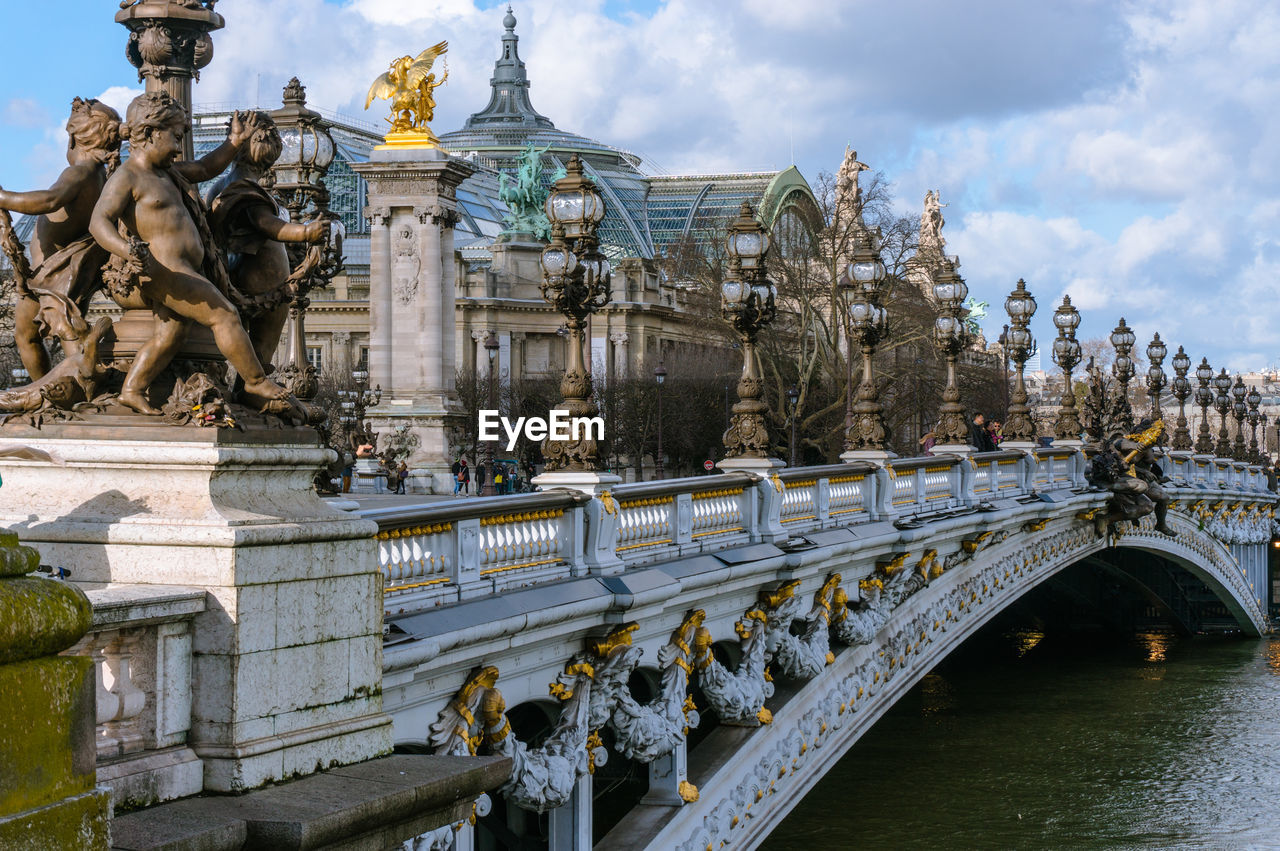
left=640, top=507, right=1269, bottom=851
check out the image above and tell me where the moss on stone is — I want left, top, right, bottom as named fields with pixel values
left=0, top=787, right=111, bottom=851
left=0, top=656, right=95, bottom=816
left=0, top=577, right=92, bottom=665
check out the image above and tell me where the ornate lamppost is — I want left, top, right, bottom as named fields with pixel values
left=1194, top=358, right=1215, bottom=454
left=1246, top=385, right=1262, bottom=464
left=483, top=331, right=499, bottom=495
left=1051, top=295, right=1083, bottom=445
left=1214, top=369, right=1234, bottom=457
left=654, top=362, right=667, bottom=480
left=1001, top=279, right=1038, bottom=447
left=1260, top=412, right=1271, bottom=463
left=1145, top=333, right=1167, bottom=424
left=719, top=202, right=781, bottom=472
left=1169, top=346, right=1192, bottom=451
left=839, top=226, right=890, bottom=460
left=117, top=0, right=223, bottom=161
left=1110, top=318, right=1137, bottom=432
left=270, top=78, right=341, bottom=402
left=1232, top=377, right=1248, bottom=461
left=786, top=385, right=800, bottom=467
left=535, top=155, right=613, bottom=488
left=930, top=258, right=973, bottom=451
left=340, top=367, right=382, bottom=451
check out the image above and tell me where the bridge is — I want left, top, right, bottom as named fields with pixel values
left=361, top=448, right=1273, bottom=849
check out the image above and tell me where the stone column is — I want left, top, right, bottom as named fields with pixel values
left=366, top=207, right=392, bottom=389
left=509, top=332, right=526, bottom=383
left=609, top=332, right=630, bottom=380
left=352, top=149, right=475, bottom=494
left=0, top=425, right=394, bottom=793
left=472, top=329, right=490, bottom=375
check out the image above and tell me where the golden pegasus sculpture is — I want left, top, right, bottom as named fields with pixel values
left=364, top=41, right=449, bottom=145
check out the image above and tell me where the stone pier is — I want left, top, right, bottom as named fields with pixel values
left=353, top=148, right=476, bottom=494
left=0, top=423, right=393, bottom=793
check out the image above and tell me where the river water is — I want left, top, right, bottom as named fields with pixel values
left=761, top=629, right=1280, bottom=849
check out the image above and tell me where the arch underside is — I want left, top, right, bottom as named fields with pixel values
left=643, top=509, right=1268, bottom=851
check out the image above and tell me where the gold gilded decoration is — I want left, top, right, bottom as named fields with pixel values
left=586, top=730, right=604, bottom=774
left=757, top=707, right=773, bottom=724
left=679, top=780, right=700, bottom=803
left=877, top=552, right=910, bottom=577
left=917, top=549, right=940, bottom=579
left=600, top=490, right=618, bottom=516
left=587, top=622, right=639, bottom=658
left=961, top=531, right=994, bottom=554
left=1023, top=518, right=1049, bottom=533
left=365, top=41, right=449, bottom=146
left=759, top=579, right=800, bottom=610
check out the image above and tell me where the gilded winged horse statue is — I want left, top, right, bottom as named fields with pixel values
left=364, top=41, right=449, bottom=139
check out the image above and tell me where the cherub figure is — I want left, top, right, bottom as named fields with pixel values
left=0, top=98, right=121, bottom=380
left=205, top=110, right=326, bottom=375
left=89, top=91, right=296, bottom=416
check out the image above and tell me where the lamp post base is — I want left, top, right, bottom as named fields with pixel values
left=930, top=443, right=977, bottom=457
left=717, top=456, right=785, bottom=475
left=532, top=470, right=622, bottom=497
left=839, top=449, right=898, bottom=466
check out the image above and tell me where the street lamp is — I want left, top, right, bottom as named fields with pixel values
left=786, top=385, right=800, bottom=467
left=720, top=202, right=780, bottom=467
left=654, top=362, right=667, bottom=479
left=1002, top=279, right=1038, bottom=446
left=930, top=257, right=972, bottom=449
left=1232, top=377, right=1248, bottom=461
left=270, top=78, right=341, bottom=403
left=1110, top=318, right=1137, bottom=432
left=344, top=367, right=382, bottom=451
left=839, top=225, right=890, bottom=458
left=1247, top=385, right=1262, bottom=464
left=1169, top=346, right=1192, bottom=451
left=1051, top=295, right=1083, bottom=444
left=1214, top=369, right=1233, bottom=457
left=1145, top=333, right=1167, bottom=426
left=1261, top=412, right=1271, bottom=463
left=483, top=331, right=499, bottom=495
left=538, top=155, right=611, bottom=473
left=1194, top=358, right=1215, bottom=454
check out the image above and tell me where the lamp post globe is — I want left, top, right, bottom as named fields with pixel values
left=1145, top=333, right=1167, bottom=426
left=1169, top=345, right=1193, bottom=451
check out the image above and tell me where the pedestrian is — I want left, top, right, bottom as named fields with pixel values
left=395, top=461, right=408, bottom=494
left=970, top=413, right=997, bottom=452
left=919, top=430, right=936, bottom=456
left=451, top=458, right=464, bottom=496
left=460, top=459, right=471, bottom=495
left=493, top=465, right=504, bottom=495
left=476, top=462, right=487, bottom=495
left=989, top=419, right=1004, bottom=446
left=341, top=450, right=354, bottom=493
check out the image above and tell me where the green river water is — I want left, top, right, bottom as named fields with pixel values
left=761, top=629, right=1280, bottom=849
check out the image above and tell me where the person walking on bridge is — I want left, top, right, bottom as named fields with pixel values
left=970, top=413, right=997, bottom=452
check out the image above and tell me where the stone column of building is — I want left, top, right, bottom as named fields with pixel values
left=509, top=332, right=526, bottom=382
left=353, top=149, right=476, bottom=493
left=610, top=332, right=630, bottom=379
left=366, top=207, right=392, bottom=388
left=472, top=329, right=490, bottom=375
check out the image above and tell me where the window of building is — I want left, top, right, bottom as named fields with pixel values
left=358, top=347, right=369, bottom=370
left=306, top=346, right=323, bottom=372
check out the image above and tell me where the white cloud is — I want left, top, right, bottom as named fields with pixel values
left=3, top=98, right=48, bottom=129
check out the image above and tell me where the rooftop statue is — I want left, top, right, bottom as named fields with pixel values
left=498, top=143, right=554, bottom=240
left=365, top=41, right=449, bottom=140
left=918, top=189, right=947, bottom=257
left=836, top=147, right=870, bottom=222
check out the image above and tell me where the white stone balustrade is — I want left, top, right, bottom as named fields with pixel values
left=364, top=447, right=1275, bottom=614
left=65, top=583, right=206, bottom=809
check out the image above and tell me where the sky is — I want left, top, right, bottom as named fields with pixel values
left=1, top=0, right=1277, bottom=373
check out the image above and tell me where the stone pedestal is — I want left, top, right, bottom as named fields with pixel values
left=353, top=148, right=476, bottom=494
left=930, top=443, right=977, bottom=457
left=532, top=470, right=622, bottom=498
left=717, top=456, right=785, bottom=475
left=839, top=449, right=898, bottom=466
left=0, top=423, right=393, bottom=793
